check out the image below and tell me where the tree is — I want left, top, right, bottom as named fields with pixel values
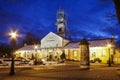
left=23, top=32, right=40, bottom=45
left=60, top=50, right=66, bottom=62
left=114, top=0, right=120, bottom=24
left=0, top=43, right=12, bottom=57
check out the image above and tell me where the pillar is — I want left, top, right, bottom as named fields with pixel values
left=80, top=38, right=90, bottom=69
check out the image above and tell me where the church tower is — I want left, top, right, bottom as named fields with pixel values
left=56, top=9, right=66, bottom=38
left=56, top=9, right=71, bottom=40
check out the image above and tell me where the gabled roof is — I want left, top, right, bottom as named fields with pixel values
left=88, top=38, right=112, bottom=47
left=41, top=32, right=69, bottom=42
left=64, top=38, right=112, bottom=49
left=41, top=32, right=69, bottom=48
left=18, top=45, right=41, bottom=51
left=41, top=32, right=63, bottom=42
left=64, top=42, right=80, bottom=49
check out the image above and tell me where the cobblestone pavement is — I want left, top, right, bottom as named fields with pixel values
left=0, top=62, right=120, bottom=80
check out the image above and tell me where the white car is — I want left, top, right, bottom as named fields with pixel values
left=0, top=60, right=8, bottom=66
left=28, top=60, right=34, bottom=65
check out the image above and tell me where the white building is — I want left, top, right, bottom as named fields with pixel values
left=16, top=32, right=69, bottom=61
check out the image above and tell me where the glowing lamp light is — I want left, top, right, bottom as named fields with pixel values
left=10, top=32, right=17, bottom=38
left=107, top=44, right=111, bottom=48
left=9, top=30, right=18, bottom=39
left=34, top=45, right=38, bottom=49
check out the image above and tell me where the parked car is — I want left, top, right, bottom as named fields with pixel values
left=0, top=60, right=8, bottom=66
left=28, top=60, right=34, bottom=65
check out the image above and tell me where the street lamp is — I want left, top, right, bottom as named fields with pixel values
left=9, top=30, right=18, bottom=75
left=34, top=45, right=38, bottom=65
left=108, top=44, right=111, bottom=67
left=34, top=45, right=38, bottom=50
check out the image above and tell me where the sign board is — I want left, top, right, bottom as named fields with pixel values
left=41, top=32, right=63, bottom=48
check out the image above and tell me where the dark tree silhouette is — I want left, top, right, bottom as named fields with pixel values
left=60, top=51, right=66, bottom=62
left=0, top=43, right=12, bottom=57
left=23, top=32, right=40, bottom=45
left=114, top=0, right=120, bottom=24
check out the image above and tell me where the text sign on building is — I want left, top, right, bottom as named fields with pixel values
left=41, top=32, right=62, bottom=48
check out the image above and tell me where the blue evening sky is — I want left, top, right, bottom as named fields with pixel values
left=0, top=0, right=120, bottom=44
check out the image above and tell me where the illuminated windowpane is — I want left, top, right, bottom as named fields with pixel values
left=101, top=50, right=106, bottom=57
left=73, top=50, right=77, bottom=59
left=74, top=51, right=77, bottom=57
left=92, top=52, right=96, bottom=57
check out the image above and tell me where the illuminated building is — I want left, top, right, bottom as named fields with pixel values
left=16, top=32, right=117, bottom=64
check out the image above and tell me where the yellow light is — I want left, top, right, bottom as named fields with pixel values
left=9, top=30, right=18, bottom=39
left=10, top=32, right=17, bottom=38
left=108, top=44, right=111, bottom=48
left=34, top=45, right=38, bottom=49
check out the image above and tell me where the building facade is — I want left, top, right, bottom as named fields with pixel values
left=64, top=38, right=115, bottom=63
left=15, top=32, right=119, bottom=64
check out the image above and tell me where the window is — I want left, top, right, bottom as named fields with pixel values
left=101, top=50, right=106, bottom=57
left=92, top=52, right=96, bottom=57
left=74, top=51, right=77, bottom=58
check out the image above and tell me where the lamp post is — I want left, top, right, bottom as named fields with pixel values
left=34, top=45, right=38, bottom=65
left=9, top=30, right=18, bottom=75
left=108, top=44, right=111, bottom=67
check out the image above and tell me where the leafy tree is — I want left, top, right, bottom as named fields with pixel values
left=23, top=32, right=40, bottom=45
left=0, top=43, right=12, bottom=57
left=114, top=0, right=120, bottom=23
left=60, top=51, right=66, bottom=61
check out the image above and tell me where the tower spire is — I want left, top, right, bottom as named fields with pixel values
left=56, top=9, right=66, bottom=38
left=56, top=9, right=71, bottom=40
left=56, top=0, right=71, bottom=40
